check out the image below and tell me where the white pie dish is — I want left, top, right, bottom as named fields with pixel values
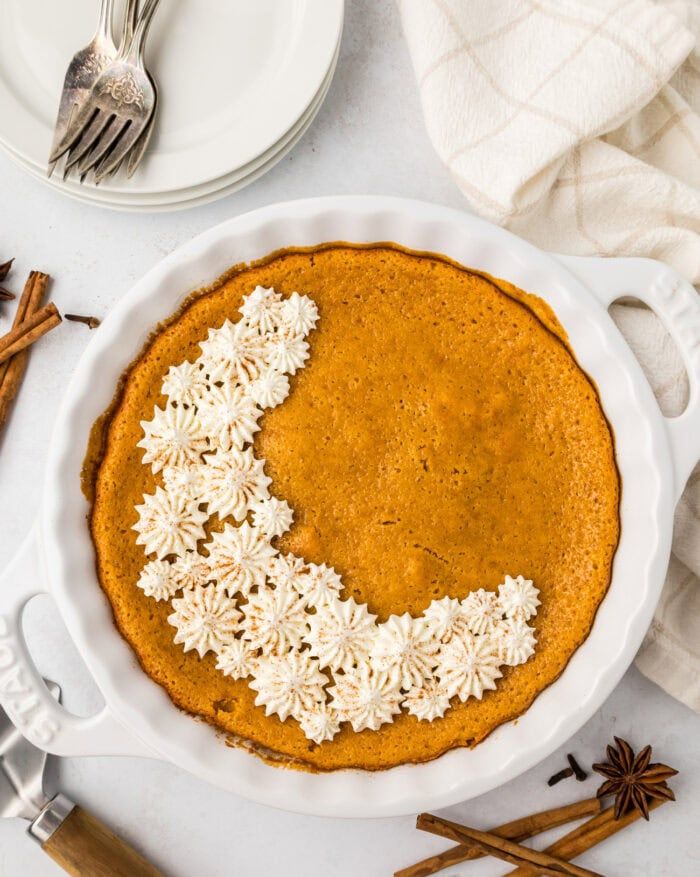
left=1, top=196, right=699, bottom=818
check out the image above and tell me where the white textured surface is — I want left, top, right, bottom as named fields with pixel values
left=0, top=2, right=698, bottom=874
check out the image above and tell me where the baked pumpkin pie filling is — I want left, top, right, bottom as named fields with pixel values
left=84, top=243, right=620, bottom=771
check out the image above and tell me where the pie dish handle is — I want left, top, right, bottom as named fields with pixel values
left=557, top=255, right=700, bottom=503
left=0, top=524, right=154, bottom=758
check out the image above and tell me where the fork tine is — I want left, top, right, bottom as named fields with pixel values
left=62, top=139, right=86, bottom=180
left=98, top=152, right=126, bottom=182
left=93, top=121, right=143, bottom=182
left=49, top=101, right=99, bottom=163
left=126, top=114, right=155, bottom=178
left=48, top=99, right=78, bottom=178
left=63, top=112, right=114, bottom=171
left=76, top=117, right=126, bottom=175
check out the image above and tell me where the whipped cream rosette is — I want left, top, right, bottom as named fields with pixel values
left=238, top=286, right=285, bottom=334
left=306, top=595, right=376, bottom=673
left=168, top=584, right=242, bottom=658
left=136, top=559, right=180, bottom=602
left=132, top=287, right=541, bottom=743
left=240, top=582, right=308, bottom=656
left=250, top=651, right=327, bottom=723
left=160, top=361, right=210, bottom=407
left=298, top=704, right=341, bottom=745
left=250, top=496, right=294, bottom=538
left=199, top=447, right=271, bottom=522
left=403, top=679, right=451, bottom=722
left=215, top=639, right=259, bottom=681
left=133, top=486, right=208, bottom=559
left=137, top=403, right=208, bottom=474
left=205, top=521, right=276, bottom=598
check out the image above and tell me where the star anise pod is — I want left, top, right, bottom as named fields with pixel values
left=0, top=258, right=13, bottom=283
left=593, top=736, right=678, bottom=820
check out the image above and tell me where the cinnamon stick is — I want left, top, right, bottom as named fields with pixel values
left=0, top=272, right=45, bottom=373
left=0, top=302, right=61, bottom=365
left=400, top=798, right=601, bottom=877
left=0, top=271, right=49, bottom=433
left=416, top=814, right=603, bottom=877
left=0, top=272, right=45, bottom=393
left=504, top=798, right=666, bottom=875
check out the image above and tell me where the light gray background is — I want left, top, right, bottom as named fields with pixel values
left=1, top=3, right=698, bottom=875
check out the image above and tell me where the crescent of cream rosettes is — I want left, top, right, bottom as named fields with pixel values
left=132, top=286, right=540, bottom=744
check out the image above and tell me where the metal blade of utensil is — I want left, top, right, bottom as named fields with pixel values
left=0, top=682, right=161, bottom=874
left=0, top=767, right=27, bottom=820
left=0, top=681, right=60, bottom=821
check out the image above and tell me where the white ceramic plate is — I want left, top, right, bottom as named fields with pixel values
left=0, top=32, right=340, bottom=212
left=1, top=198, right=699, bottom=818
left=0, top=0, right=343, bottom=198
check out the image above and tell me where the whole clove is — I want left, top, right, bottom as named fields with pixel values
left=548, top=766, right=574, bottom=786
left=567, top=753, right=588, bottom=782
left=65, top=313, right=101, bottom=329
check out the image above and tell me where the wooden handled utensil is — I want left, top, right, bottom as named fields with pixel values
left=0, top=681, right=161, bottom=876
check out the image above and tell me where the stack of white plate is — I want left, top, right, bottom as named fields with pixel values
left=0, top=0, right=343, bottom=212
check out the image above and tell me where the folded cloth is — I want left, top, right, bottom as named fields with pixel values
left=400, top=0, right=700, bottom=711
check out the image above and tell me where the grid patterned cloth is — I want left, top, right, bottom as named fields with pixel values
left=400, top=0, right=700, bottom=711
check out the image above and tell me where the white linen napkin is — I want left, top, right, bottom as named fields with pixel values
left=400, top=0, right=700, bottom=711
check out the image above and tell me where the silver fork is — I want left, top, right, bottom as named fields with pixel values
left=50, top=0, right=161, bottom=183
left=46, top=0, right=117, bottom=178
left=89, top=0, right=158, bottom=183
left=125, top=68, right=159, bottom=178
left=87, top=0, right=142, bottom=181
left=117, top=0, right=160, bottom=182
